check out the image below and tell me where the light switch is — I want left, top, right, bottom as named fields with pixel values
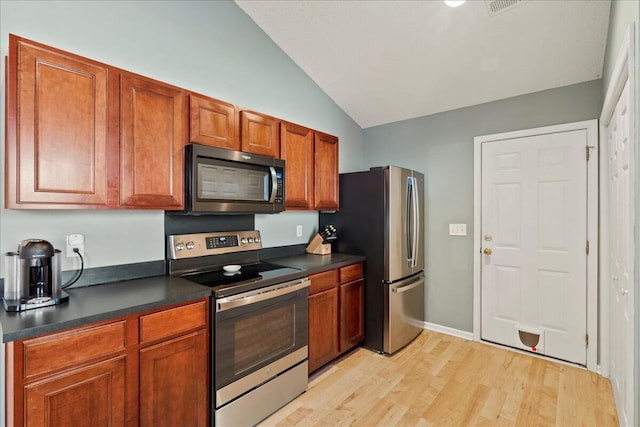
left=449, top=223, right=467, bottom=236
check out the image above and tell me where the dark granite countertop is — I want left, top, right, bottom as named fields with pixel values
left=0, top=276, right=211, bottom=343
left=1, top=252, right=365, bottom=343
left=267, top=253, right=365, bottom=276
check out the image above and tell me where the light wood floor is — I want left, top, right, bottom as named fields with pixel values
left=259, top=330, right=618, bottom=426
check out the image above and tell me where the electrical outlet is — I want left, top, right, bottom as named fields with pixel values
left=449, top=224, right=467, bottom=236
left=66, top=234, right=85, bottom=257
left=296, top=225, right=303, bottom=237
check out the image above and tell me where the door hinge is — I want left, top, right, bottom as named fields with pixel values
left=586, top=145, right=595, bottom=161
left=585, top=334, right=589, bottom=348
left=586, top=240, right=590, bottom=255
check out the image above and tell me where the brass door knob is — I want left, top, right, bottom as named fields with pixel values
left=483, top=248, right=492, bottom=255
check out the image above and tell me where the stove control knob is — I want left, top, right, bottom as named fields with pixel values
left=254, top=237, right=261, bottom=243
left=248, top=238, right=254, bottom=243
left=185, top=242, right=195, bottom=250
left=175, top=243, right=185, bottom=251
left=241, top=238, right=248, bottom=244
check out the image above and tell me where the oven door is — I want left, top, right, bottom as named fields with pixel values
left=214, top=278, right=309, bottom=407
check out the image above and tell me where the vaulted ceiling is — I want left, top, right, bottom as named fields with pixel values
left=235, top=0, right=611, bottom=128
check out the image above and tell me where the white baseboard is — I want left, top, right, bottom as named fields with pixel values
left=423, top=322, right=474, bottom=341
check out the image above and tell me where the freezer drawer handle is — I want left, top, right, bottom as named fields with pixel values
left=392, top=280, right=423, bottom=294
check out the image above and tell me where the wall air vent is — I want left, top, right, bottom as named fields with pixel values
left=485, top=0, right=526, bottom=16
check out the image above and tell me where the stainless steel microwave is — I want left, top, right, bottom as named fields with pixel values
left=185, top=144, right=285, bottom=213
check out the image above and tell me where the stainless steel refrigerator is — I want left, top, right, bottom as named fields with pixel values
left=320, top=166, right=425, bottom=354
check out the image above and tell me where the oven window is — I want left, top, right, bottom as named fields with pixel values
left=234, top=304, right=294, bottom=374
left=215, top=288, right=308, bottom=390
left=198, top=163, right=268, bottom=202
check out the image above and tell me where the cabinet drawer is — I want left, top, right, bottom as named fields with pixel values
left=308, top=269, right=338, bottom=295
left=23, top=321, right=126, bottom=379
left=339, top=263, right=364, bottom=284
left=140, top=301, right=207, bottom=344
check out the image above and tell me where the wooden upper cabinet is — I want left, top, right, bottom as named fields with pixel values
left=240, top=111, right=280, bottom=157
left=5, top=35, right=339, bottom=212
left=280, top=122, right=314, bottom=209
left=119, top=72, right=187, bottom=209
left=189, top=93, right=239, bottom=150
left=314, top=132, right=339, bottom=210
left=5, top=35, right=114, bottom=208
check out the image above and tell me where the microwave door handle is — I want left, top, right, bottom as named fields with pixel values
left=268, top=167, right=278, bottom=203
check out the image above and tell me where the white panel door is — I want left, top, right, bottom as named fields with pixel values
left=481, top=129, right=588, bottom=364
left=606, top=80, right=634, bottom=427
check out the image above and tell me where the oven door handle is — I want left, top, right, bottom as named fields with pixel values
left=216, top=278, right=309, bottom=312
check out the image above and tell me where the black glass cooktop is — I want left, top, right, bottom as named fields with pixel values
left=180, top=262, right=301, bottom=298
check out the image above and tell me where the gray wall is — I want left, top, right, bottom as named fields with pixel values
left=363, top=79, right=603, bottom=332
left=0, top=0, right=364, bottom=275
left=602, top=1, right=639, bottom=425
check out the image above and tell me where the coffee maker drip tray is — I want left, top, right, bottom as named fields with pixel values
left=4, top=291, right=70, bottom=312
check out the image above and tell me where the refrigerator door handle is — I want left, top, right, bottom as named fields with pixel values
left=406, top=177, right=413, bottom=267
left=411, top=176, right=420, bottom=269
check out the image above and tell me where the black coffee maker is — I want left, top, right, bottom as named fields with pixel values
left=3, top=239, right=69, bottom=311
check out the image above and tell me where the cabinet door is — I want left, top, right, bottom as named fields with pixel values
left=339, top=278, right=365, bottom=352
left=120, top=73, right=187, bottom=209
left=308, top=288, right=339, bottom=373
left=24, top=357, right=126, bottom=427
left=189, top=94, right=238, bottom=150
left=139, top=330, right=208, bottom=427
left=6, top=35, right=113, bottom=208
left=314, top=132, right=339, bottom=210
left=281, top=122, right=314, bottom=209
left=240, top=111, right=280, bottom=157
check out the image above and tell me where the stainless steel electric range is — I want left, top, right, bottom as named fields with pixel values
left=167, top=230, right=309, bottom=426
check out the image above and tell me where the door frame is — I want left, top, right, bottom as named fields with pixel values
left=473, top=119, right=599, bottom=371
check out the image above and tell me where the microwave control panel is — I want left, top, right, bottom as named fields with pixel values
left=275, top=173, right=284, bottom=204
left=168, top=230, right=262, bottom=259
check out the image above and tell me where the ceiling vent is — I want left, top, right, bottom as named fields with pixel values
left=485, top=0, right=526, bottom=16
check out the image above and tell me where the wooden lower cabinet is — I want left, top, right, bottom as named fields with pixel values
left=308, top=263, right=364, bottom=373
left=308, top=287, right=339, bottom=372
left=24, top=357, right=126, bottom=427
left=5, top=299, right=209, bottom=427
left=139, top=330, right=208, bottom=427
left=339, top=278, right=365, bottom=352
